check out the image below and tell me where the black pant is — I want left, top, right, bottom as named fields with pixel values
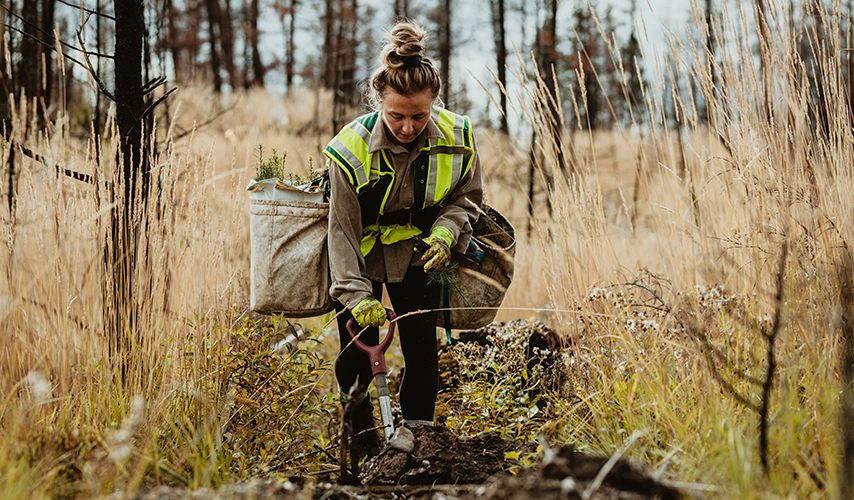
left=335, top=265, right=441, bottom=422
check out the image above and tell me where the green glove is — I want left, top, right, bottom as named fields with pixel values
left=352, top=298, right=387, bottom=327
left=422, top=226, right=454, bottom=273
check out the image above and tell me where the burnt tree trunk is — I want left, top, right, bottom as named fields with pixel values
left=393, top=0, right=409, bottom=20
left=540, top=0, right=566, bottom=175
left=0, top=2, right=12, bottom=127
left=340, top=0, right=357, bottom=102
left=755, top=0, right=773, bottom=126
left=219, top=0, right=239, bottom=89
left=110, top=0, right=148, bottom=357
left=205, top=0, right=223, bottom=92
left=165, top=0, right=183, bottom=80
left=41, top=0, right=56, bottom=110
left=322, top=0, right=335, bottom=88
left=437, top=0, right=451, bottom=106
left=285, top=0, right=297, bottom=92
left=490, top=0, right=508, bottom=134
left=18, top=0, right=57, bottom=118
left=248, top=0, right=264, bottom=86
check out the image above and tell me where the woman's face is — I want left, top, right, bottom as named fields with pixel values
left=380, top=88, right=433, bottom=145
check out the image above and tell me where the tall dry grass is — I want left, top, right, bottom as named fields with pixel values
left=2, top=0, right=854, bottom=497
left=493, top=0, right=854, bottom=497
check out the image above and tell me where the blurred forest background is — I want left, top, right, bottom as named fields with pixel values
left=6, top=0, right=854, bottom=497
left=0, top=0, right=653, bottom=136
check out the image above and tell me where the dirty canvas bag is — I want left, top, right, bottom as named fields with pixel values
left=248, top=178, right=334, bottom=317
left=437, top=205, right=516, bottom=330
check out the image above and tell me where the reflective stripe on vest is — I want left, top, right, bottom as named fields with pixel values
left=323, top=107, right=474, bottom=255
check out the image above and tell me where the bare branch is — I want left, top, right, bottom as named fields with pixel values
left=1, top=4, right=112, bottom=58
left=139, top=87, right=178, bottom=123
left=56, top=0, right=116, bottom=21
left=142, top=76, right=167, bottom=95
left=689, top=320, right=761, bottom=413
left=12, top=139, right=111, bottom=187
left=759, top=242, right=787, bottom=475
left=4, top=23, right=88, bottom=69
left=172, top=104, right=237, bottom=140
left=77, top=29, right=116, bottom=102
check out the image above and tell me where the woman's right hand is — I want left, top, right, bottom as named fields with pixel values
left=352, top=298, right=387, bottom=327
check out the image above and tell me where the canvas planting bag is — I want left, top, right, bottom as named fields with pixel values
left=437, top=205, right=516, bottom=330
left=247, top=178, right=334, bottom=317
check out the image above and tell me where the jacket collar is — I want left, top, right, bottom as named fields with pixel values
left=368, top=110, right=443, bottom=154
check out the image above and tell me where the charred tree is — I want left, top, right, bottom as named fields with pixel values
left=247, top=0, right=264, bottom=86
left=218, top=0, right=239, bottom=89
left=321, top=0, right=335, bottom=88
left=285, top=0, right=297, bottom=91
left=490, top=0, right=508, bottom=134
left=393, top=0, right=409, bottom=21
left=275, top=0, right=299, bottom=92
left=570, top=2, right=601, bottom=130
left=436, top=0, right=451, bottom=106
left=755, top=0, right=773, bottom=126
left=108, top=0, right=153, bottom=360
left=322, top=0, right=359, bottom=132
left=539, top=0, right=566, bottom=173
left=17, top=0, right=57, bottom=119
left=702, top=0, right=717, bottom=124
left=205, top=0, right=223, bottom=91
left=339, top=0, right=357, bottom=101
left=0, top=2, right=11, bottom=126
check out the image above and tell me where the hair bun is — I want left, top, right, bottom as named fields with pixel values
left=389, top=21, right=426, bottom=58
left=370, top=20, right=441, bottom=103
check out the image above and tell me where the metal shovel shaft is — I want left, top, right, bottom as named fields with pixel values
left=374, top=374, right=394, bottom=440
left=346, top=310, right=398, bottom=441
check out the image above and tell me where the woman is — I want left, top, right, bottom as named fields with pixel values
left=323, top=20, right=482, bottom=461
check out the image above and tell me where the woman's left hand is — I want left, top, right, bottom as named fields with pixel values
left=422, top=227, right=453, bottom=272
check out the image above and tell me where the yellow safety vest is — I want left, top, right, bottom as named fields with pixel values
left=323, top=107, right=475, bottom=255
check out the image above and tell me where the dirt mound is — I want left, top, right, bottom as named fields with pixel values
left=474, top=445, right=683, bottom=500
left=359, top=425, right=531, bottom=485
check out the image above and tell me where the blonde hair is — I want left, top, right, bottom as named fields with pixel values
left=369, top=21, right=442, bottom=107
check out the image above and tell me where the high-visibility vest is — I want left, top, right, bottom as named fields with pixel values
left=324, top=107, right=475, bottom=255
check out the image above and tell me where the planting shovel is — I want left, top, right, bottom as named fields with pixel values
left=346, top=309, right=397, bottom=441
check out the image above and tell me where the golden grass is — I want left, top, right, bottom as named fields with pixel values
left=2, top=0, right=854, bottom=497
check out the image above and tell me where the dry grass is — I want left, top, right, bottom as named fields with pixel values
left=2, top=0, right=854, bottom=497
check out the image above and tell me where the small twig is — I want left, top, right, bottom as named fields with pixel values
left=4, top=23, right=89, bottom=70
left=77, top=29, right=116, bottom=102
left=142, top=76, right=167, bottom=94
left=12, top=139, right=111, bottom=188
left=139, top=87, right=177, bottom=123
left=582, top=430, right=644, bottom=500
left=172, top=104, right=237, bottom=140
left=1, top=4, right=112, bottom=58
left=759, top=241, right=787, bottom=475
left=56, top=0, right=116, bottom=20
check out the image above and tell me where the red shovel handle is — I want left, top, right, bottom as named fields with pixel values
left=346, top=309, right=397, bottom=377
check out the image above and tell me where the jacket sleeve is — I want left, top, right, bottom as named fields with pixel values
left=327, top=159, right=374, bottom=310
left=432, top=132, right=483, bottom=253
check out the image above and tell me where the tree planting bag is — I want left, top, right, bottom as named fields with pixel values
left=247, top=178, right=334, bottom=317
left=437, top=205, right=516, bottom=330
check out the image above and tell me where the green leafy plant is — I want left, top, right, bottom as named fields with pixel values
left=218, top=314, right=338, bottom=477
left=252, top=145, right=323, bottom=187
left=438, top=320, right=551, bottom=441
left=155, top=313, right=338, bottom=484
left=252, top=145, right=287, bottom=181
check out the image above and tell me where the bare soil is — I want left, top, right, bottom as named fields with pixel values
left=127, top=425, right=685, bottom=499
